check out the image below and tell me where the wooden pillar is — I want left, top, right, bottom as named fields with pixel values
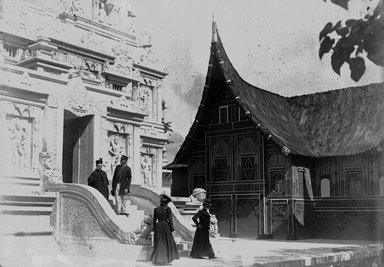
left=287, top=199, right=298, bottom=240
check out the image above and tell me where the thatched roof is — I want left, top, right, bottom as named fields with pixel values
left=171, top=23, right=384, bottom=165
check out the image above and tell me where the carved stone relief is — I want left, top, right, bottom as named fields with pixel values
left=110, top=95, right=142, bottom=114
left=8, top=116, right=31, bottom=169
left=140, top=154, right=153, bottom=187
left=0, top=101, right=43, bottom=172
left=139, top=86, right=151, bottom=114
left=102, top=120, right=133, bottom=178
left=104, top=40, right=142, bottom=83
left=64, top=75, right=103, bottom=116
left=140, top=146, right=157, bottom=188
left=40, top=152, right=63, bottom=189
left=59, top=0, right=85, bottom=16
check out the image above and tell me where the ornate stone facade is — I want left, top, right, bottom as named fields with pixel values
left=0, top=0, right=168, bottom=192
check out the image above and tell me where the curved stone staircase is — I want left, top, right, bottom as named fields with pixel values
left=0, top=170, right=197, bottom=261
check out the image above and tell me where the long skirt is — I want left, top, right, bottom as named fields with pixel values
left=150, top=221, right=180, bottom=264
left=190, top=228, right=215, bottom=258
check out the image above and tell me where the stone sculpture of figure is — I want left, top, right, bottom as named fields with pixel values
left=209, top=214, right=219, bottom=240
left=141, top=155, right=152, bottom=187
left=189, top=188, right=207, bottom=204
left=139, top=87, right=150, bottom=110
left=9, top=118, right=28, bottom=168
left=108, top=134, right=123, bottom=175
left=133, top=214, right=153, bottom=245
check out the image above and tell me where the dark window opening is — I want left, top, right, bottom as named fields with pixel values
left=219, top=106, right=228, bottom=124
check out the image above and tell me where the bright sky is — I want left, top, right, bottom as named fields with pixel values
left=131, top=0, right=384, bottom=136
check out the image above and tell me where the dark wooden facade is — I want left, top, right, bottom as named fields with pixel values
left=168, top=23, right=384, bottom=240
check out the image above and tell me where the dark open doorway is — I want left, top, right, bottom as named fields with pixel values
left=62, top=110, right=94, bottom=184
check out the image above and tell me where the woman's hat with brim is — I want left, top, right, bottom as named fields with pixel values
left=203, top=199, right=212, bottom=207
left=160, top=193, right=172, bottom=203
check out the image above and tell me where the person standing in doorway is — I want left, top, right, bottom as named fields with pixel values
left=87, top=158, right=109, bottom=200
left=150, top=194, right=180, bottom=265
left=190, top=199, right=216, bottom=259
left=111, top=155, right=132, bottom=215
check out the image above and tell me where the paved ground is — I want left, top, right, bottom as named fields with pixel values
left=0, top=236, right=382, bottom=267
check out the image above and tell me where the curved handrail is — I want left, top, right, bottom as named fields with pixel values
left=48, top=183, right=136, bottom=244
left=129, top=185, right=195, bottom=241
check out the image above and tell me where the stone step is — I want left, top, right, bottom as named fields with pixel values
left=0, top=194, right=56, bottom=203
left=0, top=214, right=53, bottom=235
left=0, top=183, right=42, bottom=195
left=0, top=200, right=53, bottom=207
left=0, top=204, right=52, bottom=215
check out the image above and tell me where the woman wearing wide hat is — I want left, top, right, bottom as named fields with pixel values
left=190, top=199, right=216, bottom=259
left=150, top=193, right=180, bottom=265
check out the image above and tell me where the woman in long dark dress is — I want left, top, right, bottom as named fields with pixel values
left=150, top=194, right=180, bottom=265
left=190, top=199, right=216, bottom=259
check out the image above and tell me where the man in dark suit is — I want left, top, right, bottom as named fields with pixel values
left=111, top=155, right=132, bottom=215
left=88, top=158, right=109, bottom=200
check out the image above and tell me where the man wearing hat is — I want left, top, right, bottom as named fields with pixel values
left=111, top=155, right=132, bottom=215
left=88, top=158, right=109, bottom=200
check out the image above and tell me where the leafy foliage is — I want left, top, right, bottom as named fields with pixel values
left=320, top=0, right=384, bottom=81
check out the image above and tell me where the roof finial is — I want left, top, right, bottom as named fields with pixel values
left=212, top=14, right=217, bottom=43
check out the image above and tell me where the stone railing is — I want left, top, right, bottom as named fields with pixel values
left=48, top=183, right=137, bottom=245
left=128, top=184, right=195, bottom=242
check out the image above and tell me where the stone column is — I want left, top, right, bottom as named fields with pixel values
left=132, top=125, right=141, bottom=185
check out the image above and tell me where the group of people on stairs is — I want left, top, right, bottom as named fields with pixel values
left=87, top=156, right=217, bottom=265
